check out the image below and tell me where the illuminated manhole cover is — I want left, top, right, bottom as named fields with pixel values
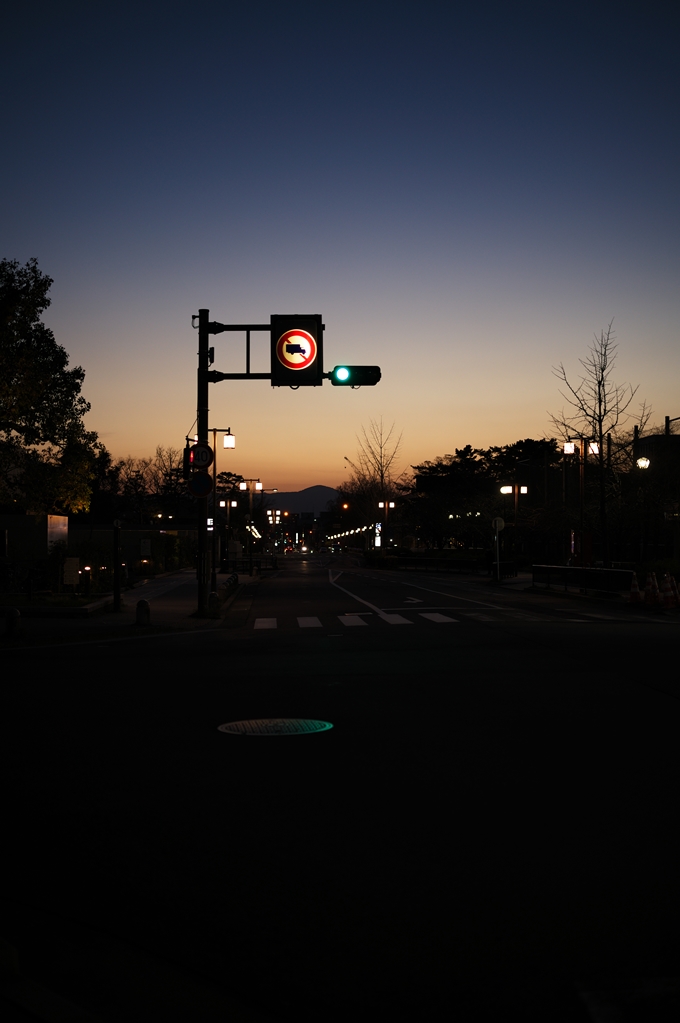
left=218, top=718, right=333, bottom=736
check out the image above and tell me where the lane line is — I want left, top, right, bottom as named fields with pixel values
left=380, top=605, right=487, bottom=612
left=329, top=575, right=426, bottom=623
left=394, top=581, right=504, bottom=608
left=254, top=618, right=277, bottom=629
left=298, top=616, right=323, bottom=628
left=338, top=615, right=367, bottom=627
left=420, top=613, right=458, bottom=623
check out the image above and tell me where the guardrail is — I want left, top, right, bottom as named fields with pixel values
left=368, top=556, right=515, bottom=576
left=532, top=564, right=633, bottom=595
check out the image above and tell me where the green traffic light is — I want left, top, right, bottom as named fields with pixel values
left=329, top=365, right=381, bottom=386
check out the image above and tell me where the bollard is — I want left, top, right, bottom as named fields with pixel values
left=135, top=599, right=151, bottom=626
left=208, top=591, right=221, bottom=618
left=5, top=608, right=21, bottom=637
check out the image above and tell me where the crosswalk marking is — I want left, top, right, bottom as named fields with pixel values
left=248, top=611, right=626, bottom=630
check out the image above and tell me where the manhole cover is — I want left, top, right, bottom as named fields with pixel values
left=218, top=718, right=333, bottom=736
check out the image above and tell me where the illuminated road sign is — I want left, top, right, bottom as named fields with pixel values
left=270, top=314, right=323, bottom=386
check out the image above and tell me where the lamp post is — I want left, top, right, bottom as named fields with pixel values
left=499, top=485, right=527, bottom=557
left=376, top=500, right=395, bottom=548
left=239, top=479, right=264, bottom=575
left=563, top=438, right=598, bottom=565
left=208, top=428, right=235, bottom=591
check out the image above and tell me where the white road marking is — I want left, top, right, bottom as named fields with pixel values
left=254, top=618, right=277, bottom=629
left=329, top=576, right=418, bottom=623
left=397, top=581, right=503, bottom=608
left=404, top=597, right=423, bottom=603
left=298, top=616, right=323, bottom=628
left=464, top=613, right=494, bottom=621
left=419, top=613, right=458, bottom=623
left=339, top=615, right=367, bottom=627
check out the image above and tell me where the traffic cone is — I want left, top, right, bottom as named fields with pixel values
left=629, top=572, right=642, bottom=603
left=644, top=572, right=654, bottom=604
left=670, top=575, right=680, bottom=606
left=661, top=573, right=675, bottom=608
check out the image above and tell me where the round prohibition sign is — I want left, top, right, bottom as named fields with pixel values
left=276, top=329, right=317, bottom=371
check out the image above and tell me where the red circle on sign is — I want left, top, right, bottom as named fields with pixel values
left=276, top=329, right=317, bottom=371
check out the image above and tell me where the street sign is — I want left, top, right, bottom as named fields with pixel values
left=276, top=329, right=317, bottom=371
left=492, top=517, right=505, bottom=531
left=270, top=314, right=324, bottom=386
left=187, top=471, right=213, bottom=497
left=190, top=442, right=213, bottom=469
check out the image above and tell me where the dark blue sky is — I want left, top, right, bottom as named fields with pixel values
left=3, top=1, right=678, bottom=488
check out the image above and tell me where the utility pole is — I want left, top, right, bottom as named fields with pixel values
left=197, top=309, right=210, bottom=614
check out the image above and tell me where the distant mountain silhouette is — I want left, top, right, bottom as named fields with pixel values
left=264, top=485, right=337, bottom=516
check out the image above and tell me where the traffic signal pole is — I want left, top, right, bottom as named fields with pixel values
left=197, top=308, right=210, bottom=614
left=190, top=309, right=381, bottom=615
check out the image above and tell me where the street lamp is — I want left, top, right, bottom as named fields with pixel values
left=563, top=437, right=599, bottom=566
left=499, top=485, right=528, bottom=554
left=376, top=501, right=395, bottom=548
left=208, top=427, right=236, bottom=590
left=238, top=479, right=270, bottom=574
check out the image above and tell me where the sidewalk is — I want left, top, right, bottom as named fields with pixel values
left=1, top=570, right=253, bottom=646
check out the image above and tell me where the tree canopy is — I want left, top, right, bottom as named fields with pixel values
left=0, top=257, right=100, bottom=513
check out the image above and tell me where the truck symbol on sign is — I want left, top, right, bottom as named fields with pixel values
left=285, top=343, right=308, bottom=356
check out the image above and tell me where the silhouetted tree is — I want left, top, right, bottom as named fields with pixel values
left=0, top=257, right=101, bottom=512
left=338, top=418, right=404, bottom=529
left=550, top=321, right=647, bottom=564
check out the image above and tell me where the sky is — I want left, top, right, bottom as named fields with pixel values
left=3, top=0, right=679, bottom=491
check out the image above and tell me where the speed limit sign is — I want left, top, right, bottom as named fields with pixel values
left=190, top=443, right=213, bottom=469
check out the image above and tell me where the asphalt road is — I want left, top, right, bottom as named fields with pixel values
left=3, top=558, right=680, bottom=1021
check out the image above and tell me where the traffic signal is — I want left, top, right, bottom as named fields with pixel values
left=182, top=442, right=192, bottom=480
left=329, top=365, right=381, bottom=387
left=271, top=314, right=324, bottom=387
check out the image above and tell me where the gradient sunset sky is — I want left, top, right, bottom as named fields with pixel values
left=3, top=1, right=678, bottom=491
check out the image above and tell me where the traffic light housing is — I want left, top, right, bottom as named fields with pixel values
left=271, top=314, right=324, bottom=387
left=329, top=365, right=381, bottom=387
left=182, top=442, right=192, bottom=480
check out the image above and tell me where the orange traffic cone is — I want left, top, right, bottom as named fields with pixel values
left=644, top=572, right=654, bottom=604
left=629, top=572, right=642, bottom=603
left=661, top=573, right=675, bottom=608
